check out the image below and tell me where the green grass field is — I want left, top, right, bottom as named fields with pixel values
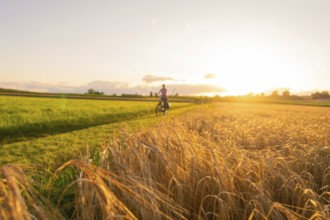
left=0, top=95, right=193, bottom=165
left=0, top=101, right=329, bottom=219
left=0, top=96, right=152, bottom=144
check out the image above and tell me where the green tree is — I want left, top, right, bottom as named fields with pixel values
left=86, top=88, right=104, bottom=95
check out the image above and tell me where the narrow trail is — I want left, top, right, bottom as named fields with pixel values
left=0, top=105, right=198, bottom=165
left=0, top=104, right=190, bottom=145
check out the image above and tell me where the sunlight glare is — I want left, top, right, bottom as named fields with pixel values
left=203, top=43, right=297, bottom=96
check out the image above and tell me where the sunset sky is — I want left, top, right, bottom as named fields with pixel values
left=1, top=0, right=329, bottom=96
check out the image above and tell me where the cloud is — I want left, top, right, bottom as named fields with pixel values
left=0, top=80, right=227, bottom=96
left=204, top=73, right=217, bottom=79
left=142, top=75, right=175, bottom=83
left=0, top=81, right=67, bottom=93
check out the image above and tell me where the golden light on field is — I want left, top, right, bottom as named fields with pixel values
left=1, top=102, right=329, bottom=219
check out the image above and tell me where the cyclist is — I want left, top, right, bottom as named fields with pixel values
left=157, top=84, right=168, bottom=110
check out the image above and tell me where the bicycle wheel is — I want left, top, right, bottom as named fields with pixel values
left=163, top=106, right=167, bottom=115
left=155, top=103, right=162, bottom=116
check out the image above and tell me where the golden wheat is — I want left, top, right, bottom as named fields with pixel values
left=1, top=103, right=329, bottom=219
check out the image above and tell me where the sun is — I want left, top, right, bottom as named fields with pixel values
left=202, top=43, right=298, bottom=96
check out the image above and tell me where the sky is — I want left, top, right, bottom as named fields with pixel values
left=0, top=0, right=329, bottom=96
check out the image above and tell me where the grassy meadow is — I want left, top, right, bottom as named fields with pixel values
left=0, top=95, right=189, bottom=145
left=0, top=97, right=329, bottom=219
left=0, top=95, right=193, bottom=165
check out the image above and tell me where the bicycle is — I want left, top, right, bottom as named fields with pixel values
left=155, top=98, right=168, bottom=116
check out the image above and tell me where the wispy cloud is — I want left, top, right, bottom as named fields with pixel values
left=142, top=75, right=175, bottom=83
left=0, top=81, right=66, bottom=93
left=0, top=80, right=226, bottom=96
left=204, top=73, right=217, bottom=79
left=84, top=81, right=226, bottom=96
left=3, top=80, right=326, bottom=96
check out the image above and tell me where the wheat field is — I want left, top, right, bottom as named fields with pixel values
left=1, top=103, right=329, bottom=219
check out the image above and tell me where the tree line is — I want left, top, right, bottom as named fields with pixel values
left=85, top=88, right=329, bottom=99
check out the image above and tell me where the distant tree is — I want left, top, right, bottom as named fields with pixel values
left=282, top=90, right=290, bottom=97
left=311, top=92, right=321, bottom=99
left=86, top=88, right=104, bottom=95
left=150, top=91, right=153, bottom=97
left=311, top=91, right=330, bottom=99
left=87, top=88, right=95, bottom=94
left=321, top=91, right=329, bottom=97
left=271, top=90, right=279, bottom=97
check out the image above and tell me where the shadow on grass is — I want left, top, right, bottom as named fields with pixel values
left=0, top=110, right=151, bottom=145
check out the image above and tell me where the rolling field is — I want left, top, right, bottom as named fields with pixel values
left=0, top=95, right=189, bottom=145
left=0, top=100, right=329, bottom=219
left=0, top=95, right=193, bottom=165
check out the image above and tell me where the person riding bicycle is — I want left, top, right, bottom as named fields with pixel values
left=157, top=84, right=168, bottom=109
